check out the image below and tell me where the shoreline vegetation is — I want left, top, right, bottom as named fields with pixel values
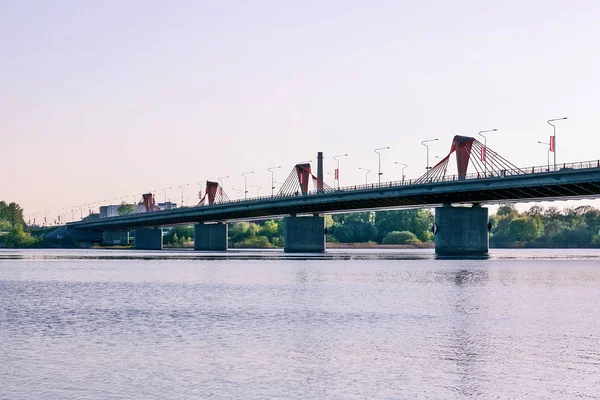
left=3, top=201, right=600, bottom=249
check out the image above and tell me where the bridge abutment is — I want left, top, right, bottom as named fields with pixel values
left=102, top=231, right=129, bottom=245
left=284, top=215, right=325, bottom=253
left=194, top=223, right=228, bottom=251
left=134, top=228, right=163, bottom=250
left=434, top=205, right=489, bottom=256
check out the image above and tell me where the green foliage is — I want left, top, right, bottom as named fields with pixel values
left=237, top=236, right=272, bottom=248
left=497, top=204, right=518, bottom=219
left=0, top=201, right=37, bottom=247
left=491, top=204, right=600, bottom=247
left=259, top=220, right=279, bottom=240
left=229, top=221, right=260, bottom=243
left=163, top=226, right=194, bottom=246
left=382, top=231, right=421, bottom=245
left=117, top=202, right=135, bottom=216
left=508, top=217, right=541, bottom=242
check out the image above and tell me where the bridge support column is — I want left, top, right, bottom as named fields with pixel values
left=102, top=231, right=129, bottom=245
left=434, top=205, right=489, bottom=256
left=134, top=228, right=163, bottom=250
left=194, top=223, right=228, bottom=251
left=284, top=215, right=325, bottom=253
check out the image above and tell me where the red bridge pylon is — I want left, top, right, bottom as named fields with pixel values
left=277, top=163, right=334, bottom=196
left=415, top=135, right=524, bottom=184
left=198, top=181, right=230, bottom=205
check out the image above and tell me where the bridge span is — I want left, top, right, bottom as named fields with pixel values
left=66, top=136, right=600, bottom=255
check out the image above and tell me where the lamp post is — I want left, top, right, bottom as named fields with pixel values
left=332, top=153, right=349, bottom=188
left=478, top=128, right=497, bottom=176
left=394, top=162, right=408, bottom=183
left=196, top=181, right=204, bottom=201
left=217, top=176, right=230, bottom=190
left=252, top=185, right=262, bottom=197
left=161, top=187, right=172, bottom=205
left=241, top=171, right=254, bottom=199
left=374, top=147, right=390, bottom=185
left=178, top=184, right=189, bottom=207
left=421, top=138, right=439, bottom=178
left=537, top=141, right=551, bottom=171
left=358, top=167, right=371, bottom=184
left=231, top=188, right=242, bottom=199
left=547, top=117, right=567, bottom=170
left=268, top=166, right=281, bottom=197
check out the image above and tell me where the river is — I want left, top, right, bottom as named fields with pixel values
left=1, top=249, right=599, bottom=399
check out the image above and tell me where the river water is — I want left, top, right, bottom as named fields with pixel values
left=1, top=248, right=599, bottom=399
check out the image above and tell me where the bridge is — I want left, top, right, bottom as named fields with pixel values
left=66, top=136, right=600, bottom=255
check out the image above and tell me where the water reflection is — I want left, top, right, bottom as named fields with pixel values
left=1, top=250, right=600, bottom=398
left=448, top=268, right=490, bottom=397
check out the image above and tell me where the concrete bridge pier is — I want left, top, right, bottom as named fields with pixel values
left=194, top=223, right=228, bottom=251
left=284, top=215, right=325, bottom=253
left=102, top=231, right=129, bottom=245
left=134, top=228, right=163, bottom=250
left=434, top=204, right=489, bottom=256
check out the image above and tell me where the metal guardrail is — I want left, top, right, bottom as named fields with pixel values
left=94, top=159, right=600, bottom=219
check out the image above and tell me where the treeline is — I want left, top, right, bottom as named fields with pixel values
left=4, top=199, right=600, bottom=249
left=0, top=201, right=36, bottom=247
left=163, top=205, right=600, bottom=248
left=491, top=204, right=600, bottom=247
left=163, top=209, right=435, bottom=247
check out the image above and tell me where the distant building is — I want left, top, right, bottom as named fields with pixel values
left=99, top=205, right=120, bottom=218
left=156, top=202, right=178, bottom=211
left=99, top=202, right=177, bottom=218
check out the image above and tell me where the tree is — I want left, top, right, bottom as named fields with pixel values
left=497, top=204, right=518, bottom=220
left=0, top=202, right=35, bottom=247
left=117, top=202, right=135, bottom=216
left=229, top=222, right=260, bottom=243
left=509, top=217, right=541, bottom=242
left=382, top=231, right=420, bottom=245
left=374, top=209, right=434, bottom=243
left=259, top=220, right=279, bottom=240
left=164, top=226, right=194, bottom=246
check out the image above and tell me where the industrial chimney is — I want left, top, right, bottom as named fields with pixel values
left=317, top=152, right=324, bottom=193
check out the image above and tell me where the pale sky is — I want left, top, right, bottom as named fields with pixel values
left=2, top=0, right=600, bottom=222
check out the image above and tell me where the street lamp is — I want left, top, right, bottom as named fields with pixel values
left=332, top=153, right=349, bottom=188
left=268, top=166, right=281, bottom=197
left=537, top=141, right=551, bottom=171
left=421, top=138, right=439, bottom=178
left=252, top=185, right=262, bottom=197
left=358, top=167, right=371, bottom=184
left=231, top=188, right=242, bottom=199
left=217, top=176, right=230, bottom=190
left=547, top=117, right=567, bottom=170
left=374, top=147, right=390, bottom=185
left=241, top=171, right=254, bottom=199
left=394, top=162, right=408, bottom=183
left=178, top=184, right=189, bottom=207
left=478, top=128, right=497, bottom=176
left=161, top=187, right=172, bottom=205
left=196, top=181, right=204, bottom=201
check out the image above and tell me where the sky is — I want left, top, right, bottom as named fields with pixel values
left=2, top=0, right=600, bottom=222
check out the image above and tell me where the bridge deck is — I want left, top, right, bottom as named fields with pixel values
left=69, top=162, right=600, bottom=231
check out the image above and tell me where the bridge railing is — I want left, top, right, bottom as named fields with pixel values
left=97, top=159, right=600, bottom=218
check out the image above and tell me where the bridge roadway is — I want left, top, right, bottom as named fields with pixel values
left=70, top=162, right=600, bottom=232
